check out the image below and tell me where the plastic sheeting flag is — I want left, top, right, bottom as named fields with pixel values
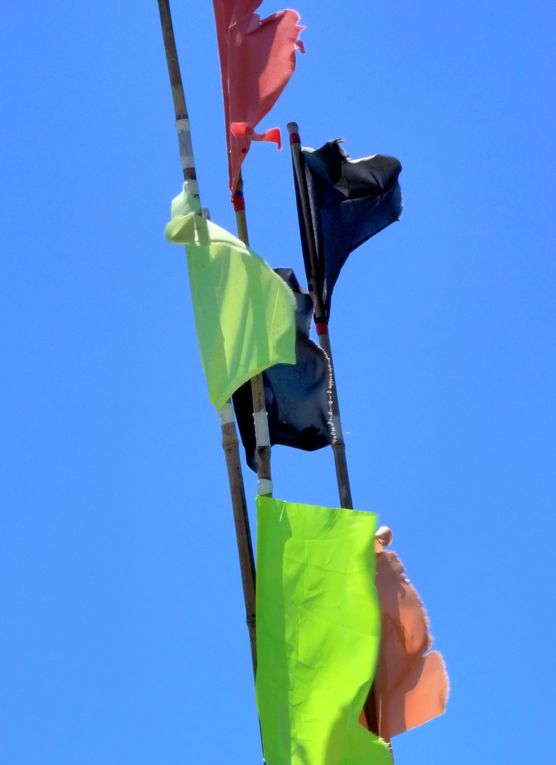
left=256, top=496, right=391, bottom=765
left=165, top=184, right=296, bottom=410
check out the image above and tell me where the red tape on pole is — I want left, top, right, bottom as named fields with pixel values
left=233, top=190, right=245, bottom=211
left=316, top=322, right=328, bottom=336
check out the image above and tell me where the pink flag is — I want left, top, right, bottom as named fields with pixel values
left=213, top=1, right=304, bottom=197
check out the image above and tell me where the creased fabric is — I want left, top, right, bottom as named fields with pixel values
left=213, top=0, right=304, bottom=196
left=165, top=184, right=296, bottom=409
left=256, top=497, right=391, bottom=765
left=233, top=268, right=331, bottom=470
left=364, top=533, right=449, bottom=740
left=296, top=139, right=402, bottom=320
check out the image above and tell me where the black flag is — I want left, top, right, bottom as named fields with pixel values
left=233, top=269, right=332, bottom=471
left=295, top=139, right=402, bottom=320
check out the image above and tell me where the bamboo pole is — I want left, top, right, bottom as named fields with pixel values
left=156, top=0, right=257, bottom=672
left=233, top=176, right=273, bottom=499
left=287, top=123, right=353, bottom=509
left=288, top=121, right=387, bottom=748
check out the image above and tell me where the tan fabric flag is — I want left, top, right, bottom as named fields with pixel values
left=361, top=529, right=449, bottom=740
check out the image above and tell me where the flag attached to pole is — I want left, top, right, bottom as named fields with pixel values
left=295, top=139, right=402, bottom=320
left=165, top=184, right=296, bottom=410
left=256, top=497, right=391, bottom=765
left=233, top=268, right=332, bottom=470
left=213, top=0, right=304, bottom=196
left=369, top=531, right=449, bottom=739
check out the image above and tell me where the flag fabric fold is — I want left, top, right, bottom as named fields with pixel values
left=165, top=184, right=296, bottom=410
left=362, top=531, right=449, bottom=740
left=213, top=0, right=304, bottom=196
left=256, top=496, right=391, bottom=765
left=233, top=268, right=332, bottom=470
left=295, top=139, right=402, bottom=319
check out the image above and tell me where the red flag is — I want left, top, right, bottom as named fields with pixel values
left=213, top=1, right=304, bottom=197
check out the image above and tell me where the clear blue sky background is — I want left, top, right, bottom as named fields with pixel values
left=2, top=1, right=555, bottom=763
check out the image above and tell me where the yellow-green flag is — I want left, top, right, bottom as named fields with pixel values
left=165, top=184, right=296, bottom=410
left=256, top=496, right=391, bottom=765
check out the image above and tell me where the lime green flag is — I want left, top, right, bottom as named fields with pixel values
left=256, top=497, right=391, bottom=765
left=165, top=184, right=296, bottom=410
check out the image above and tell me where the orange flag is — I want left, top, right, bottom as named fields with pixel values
left=361, top=528, right=449, bottom=740
left=213, top=0, right=304, bottom=196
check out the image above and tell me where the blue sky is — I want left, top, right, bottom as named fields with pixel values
left=1, top=1, right=555, bottom=762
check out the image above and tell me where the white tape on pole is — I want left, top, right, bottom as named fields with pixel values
left=331, top=415, right=343, bottom=440
left=176, top=118, right=195, bottom=169
left=186, top=178, right=199, bottom=195
left=218, top=402, right=235, bottom=426
left=181, top=155, right=195, bottom=169
left=253, top=410, right=271, bottom=447
left=257, top=478, right=273, bottom=496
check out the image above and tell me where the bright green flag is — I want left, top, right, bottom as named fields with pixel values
left=256, top=497, right=391, bottom=765
left=165, top=184, right=296, bottom=410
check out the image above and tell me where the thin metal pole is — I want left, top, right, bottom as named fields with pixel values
left=157, top=0, right=257, bottom=673
left=287, top=122, right=353, bottom=510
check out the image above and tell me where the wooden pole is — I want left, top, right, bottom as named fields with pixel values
left=156, top=0, right=257, bottom=672
left=287, top=122, right=353, bottom=509
left=233, top=176, right=273, bottom=499
left=288, top=121, right=388, bottom=750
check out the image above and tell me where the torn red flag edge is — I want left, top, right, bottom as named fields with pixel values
left=213, top=1, right=304, bottom=197
left=230, top=122, right=282, bottom=149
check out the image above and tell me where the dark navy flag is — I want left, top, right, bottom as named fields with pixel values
left=233, top=269, right=332, bottom=472
left=296, top=139, right=402, bottom=320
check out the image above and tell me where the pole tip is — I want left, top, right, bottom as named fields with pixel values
left=287, top=122, right=301, bottom=146
left=375, top=526, right=393, bottom=548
